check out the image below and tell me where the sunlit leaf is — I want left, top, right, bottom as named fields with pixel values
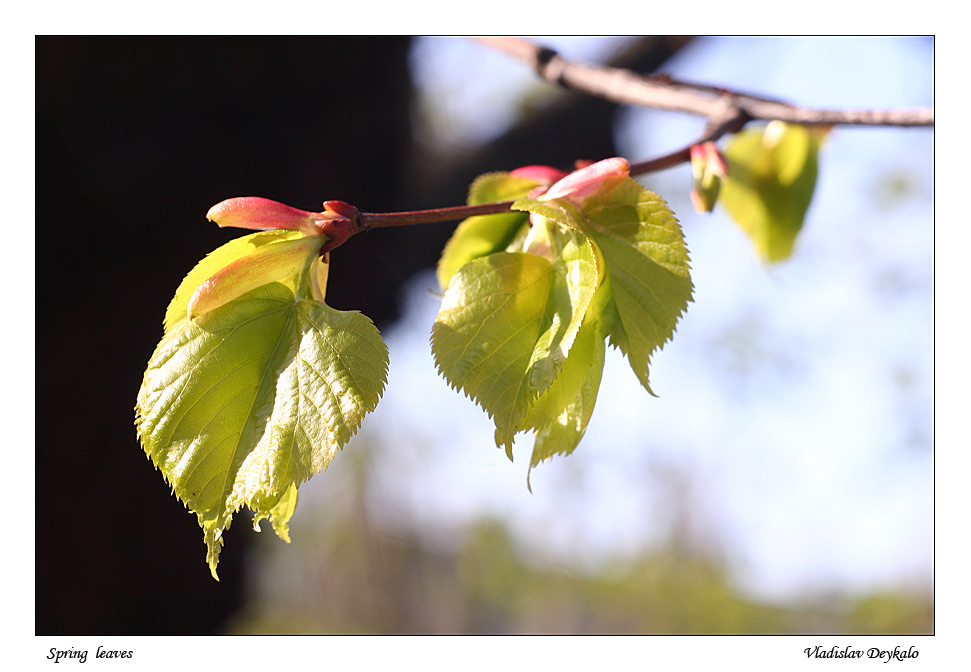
left=431, top=222, right=597, bottom=454
left=163, top=229, right=307, bottom=332
left=522, top=275, right=612, bottom=473
left=136, top=282, right=388, bottom=578
left=436, top=173, right=691, bottom=468
left=523, top=316, right=606, bottom=485
left=720, top=121, right=823, bottom=262
left=516, top=175, right=692, bottom=395
left=187, top=235, right=323, bottom=321
left=253, top=482, right=298, bottom=543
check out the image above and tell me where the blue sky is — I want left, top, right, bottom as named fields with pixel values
left=281, top=37, right=934, bottom=603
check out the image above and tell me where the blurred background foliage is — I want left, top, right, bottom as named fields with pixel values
left=227, top=522, right=933, bottom=635
left=225, top=440, right=931, bottom=635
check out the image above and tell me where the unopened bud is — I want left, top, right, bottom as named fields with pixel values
left=206, top=197, right=321, bottom=236
left=689, top=142, right=728, bottom=213
left=542, top=157, right=630, bottom=205
left=206, top=196, right=360, bottom=252
left=316, top=201, right=359, bottom=253
left=510, top=165, right=570, bottom=186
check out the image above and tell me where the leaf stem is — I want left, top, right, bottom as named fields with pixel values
left=358, top=200, right=516, bottom=230
left=354, top=108, right=749, bottom=232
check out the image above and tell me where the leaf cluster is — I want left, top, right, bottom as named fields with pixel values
left=135, top=120, right=827, bottom=576
left=433, top=171, right=692, bottom=480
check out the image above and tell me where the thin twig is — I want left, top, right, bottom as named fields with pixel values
left=358, top=201, right=516, bottom=229
left=630, top=105, right=751, bottom=176
left=354, top=107, right=748, bottom=229
left=470, top=36, right=934, bottom=127
left=332, top=37, right=934, bottom=239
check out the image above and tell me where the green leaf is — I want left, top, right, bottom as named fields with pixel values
left=253, top=482, right=298, bottom=543
left=186, top=234, right=323, bottom=321
left=522, top=277, right=612, bottom=471
left=435, top=173, right=691, bottom=469
left=436, top=172, right=539, bottom=291
left=719, top=121, right=823, bottom=262
left=431, top=222, right=598, bottom=454
left=468, top=171, right=541, bottom=207
left=136, top=282, right=388, bottom=578
left=516, top=176, right=692, bottom=396
left=523, top=315, right=606, bottom=485
left=164, top=229, right=307, bottom=332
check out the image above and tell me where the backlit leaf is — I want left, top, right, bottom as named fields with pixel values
left=720, top=121, right=823, bottom=262
left=186, top=234, right=323, bottom=321
left=523, top=316, right=606, bottom=484
left=163, top=229, right=307, bottom=332
left=254, top=483, right=298, bottom=542
left=516, top=175, right=692, bottom=396
left=136, top=282, right=388, bottom=578
left=431, top=221, right=597, bottom=454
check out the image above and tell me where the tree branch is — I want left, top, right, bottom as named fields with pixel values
left=412, top=37, right=695, bottom=211
left=470, top=36, right=934, bottom=128
left=340, top=37, right=934, bottom=240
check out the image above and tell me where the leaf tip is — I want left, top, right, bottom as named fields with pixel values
left=494, top=431, right=515, bottom=461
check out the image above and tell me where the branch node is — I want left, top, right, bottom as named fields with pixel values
left=534, top=46, right=567, bottom=86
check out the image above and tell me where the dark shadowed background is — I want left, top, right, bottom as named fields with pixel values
left=37, top=35, right=415, bottom=635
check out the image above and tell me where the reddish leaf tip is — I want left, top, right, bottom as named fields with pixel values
left=542, top=157, right=630, bottom=203
left=206, top=197, right=319, bottom=235
left=510, top=165, right=570, bottom=186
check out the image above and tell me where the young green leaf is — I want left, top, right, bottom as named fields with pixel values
left=253, top=482, right=298, bottom=542
left=136, top=282, right=388, bottom=578
left=522, top=315, right=606, bottom=485
left=515, top=175, right=692, bottom=396
left=163, top=229, right=307, bottom=332
left=431, top=221, right=598, bottom=455
left=436, top=172, right=539, bottom=291
left=186, top=234, right=323, bottom=321
left=435, top=168, right=691, bottom=470
left=719, top=121, right=824, bottom=263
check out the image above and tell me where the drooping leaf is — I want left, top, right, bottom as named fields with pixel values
left=432, top=169, right=690, bottom=475
left=515, top=175, right=692, bottom=396
left=521, top=273, right=612, bottom=468
left=436, top=172, right=538, bottom=291
left=431, top=222, right=597, bottom=454
left=136, top=282, right=388, bottom=578
left=522, top=315, right=606, bottom=484
left=719, top=121, right=823, bottom=263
